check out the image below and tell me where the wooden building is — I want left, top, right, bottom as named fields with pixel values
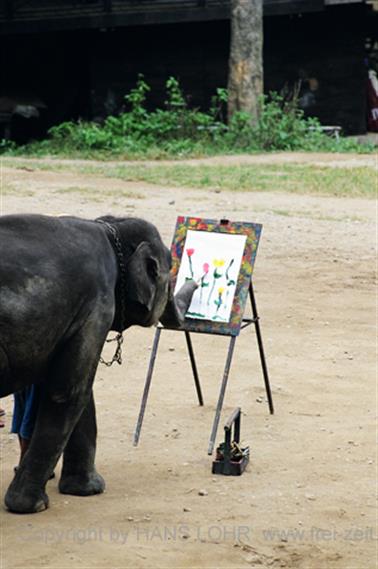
left=0, top=0, right=376, bottom=139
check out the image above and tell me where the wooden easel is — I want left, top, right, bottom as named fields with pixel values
left=133, top=280, right=274, bottom=455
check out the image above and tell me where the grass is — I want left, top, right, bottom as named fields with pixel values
left=271, top=208, right=366, bottom=223
left=105, top=163, right=374, bottom=197
left=1, top=158, right=375, bottom=198
left=54, top=186, right=145, bottom=200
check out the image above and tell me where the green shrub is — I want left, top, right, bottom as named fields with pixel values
left=1, top=76, right=374, bottom=158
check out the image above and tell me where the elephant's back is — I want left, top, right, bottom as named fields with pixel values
left=0, top=214, right=116, bottom=376
left=0, top=213, right=113, bottom=293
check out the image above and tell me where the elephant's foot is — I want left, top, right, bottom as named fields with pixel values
left=5, top=483, right=49, bottom=514
left=59, top=470, right=105, bottom=496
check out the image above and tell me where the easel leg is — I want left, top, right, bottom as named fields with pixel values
left=208, top=336, right=237, bottom=455
left=133, top=327, right=162, bottom=446
left=249, top=282, right=274, bottom=415
left=184, top=331, right=204, bottom=406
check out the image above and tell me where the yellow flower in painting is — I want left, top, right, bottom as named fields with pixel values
left=213, top=259, right=225, bottom=268
left=218, top=287, right=225, bottom=295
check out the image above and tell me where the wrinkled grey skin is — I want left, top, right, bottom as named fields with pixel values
left=0, top=214, right=196, bottom=514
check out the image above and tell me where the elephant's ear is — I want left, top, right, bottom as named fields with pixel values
left=126, top=241, right=158, bottom=311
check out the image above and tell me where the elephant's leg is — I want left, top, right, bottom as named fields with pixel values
left=59, top=390, right=105, bottom=496
left=4, top=313, right=110, bottom=514
left=5, top=387, right=92, bottom=513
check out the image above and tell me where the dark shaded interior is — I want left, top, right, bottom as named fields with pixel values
left=0, top=3, right=371, bottom=142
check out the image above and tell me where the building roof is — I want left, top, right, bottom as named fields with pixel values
left=0, top=0, right=369, bottom=35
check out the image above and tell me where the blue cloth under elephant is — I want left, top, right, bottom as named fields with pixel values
left=11, top=385, right=40, bottom=440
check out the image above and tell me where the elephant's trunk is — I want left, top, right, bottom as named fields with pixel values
left=159, top=280, right=198, bottom=329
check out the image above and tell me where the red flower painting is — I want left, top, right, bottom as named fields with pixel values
left=186, top=248, right=195, bottom=277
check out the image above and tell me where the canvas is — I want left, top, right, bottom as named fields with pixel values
left=174, top=230, right=247, bottom=323
left=169, top=217, right=262, bottom=337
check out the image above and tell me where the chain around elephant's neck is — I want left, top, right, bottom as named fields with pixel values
left=96, top=219, right=128, bottom=366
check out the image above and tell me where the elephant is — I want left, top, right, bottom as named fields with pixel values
left=0, top=213, right=197, bottom=513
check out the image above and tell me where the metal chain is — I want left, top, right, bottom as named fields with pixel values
left=99, top=332, right=124, bottom=366
left=96, top=219, right=128, bottom=366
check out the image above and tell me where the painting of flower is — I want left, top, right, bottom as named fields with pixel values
left=207, top=258, right=225, bottom=306
left=186, top=248, right=195, bottom=278
left=174, top=229, right=247, bottom=323
left=170, top=216, right=262, bottom=336
left=199, top=262, right=210, bottom=305
left=213, top=286, right=225, bottom=318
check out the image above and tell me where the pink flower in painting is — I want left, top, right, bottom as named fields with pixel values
left=186, top=248, right=195, bottom=257
left=199, top=262, right=210, bottom=305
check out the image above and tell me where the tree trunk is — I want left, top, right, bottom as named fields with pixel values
left=227, top=0, right=264, bottom=123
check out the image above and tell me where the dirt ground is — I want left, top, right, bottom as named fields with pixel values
left=0, top=153, right=376, bottom=569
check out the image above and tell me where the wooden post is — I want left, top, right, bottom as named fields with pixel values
left=227, top=0, right=264, bottom=123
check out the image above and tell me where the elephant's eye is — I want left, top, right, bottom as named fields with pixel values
left=147, top=258, right=159, bottom=280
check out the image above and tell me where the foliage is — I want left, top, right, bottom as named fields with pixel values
left=1, top=76, right=374, bottom=158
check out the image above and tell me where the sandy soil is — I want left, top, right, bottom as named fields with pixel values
left=0, top=154, right=376, bottom=569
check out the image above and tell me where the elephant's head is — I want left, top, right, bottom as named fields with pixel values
left=98, top=216, right=197, bottom=331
